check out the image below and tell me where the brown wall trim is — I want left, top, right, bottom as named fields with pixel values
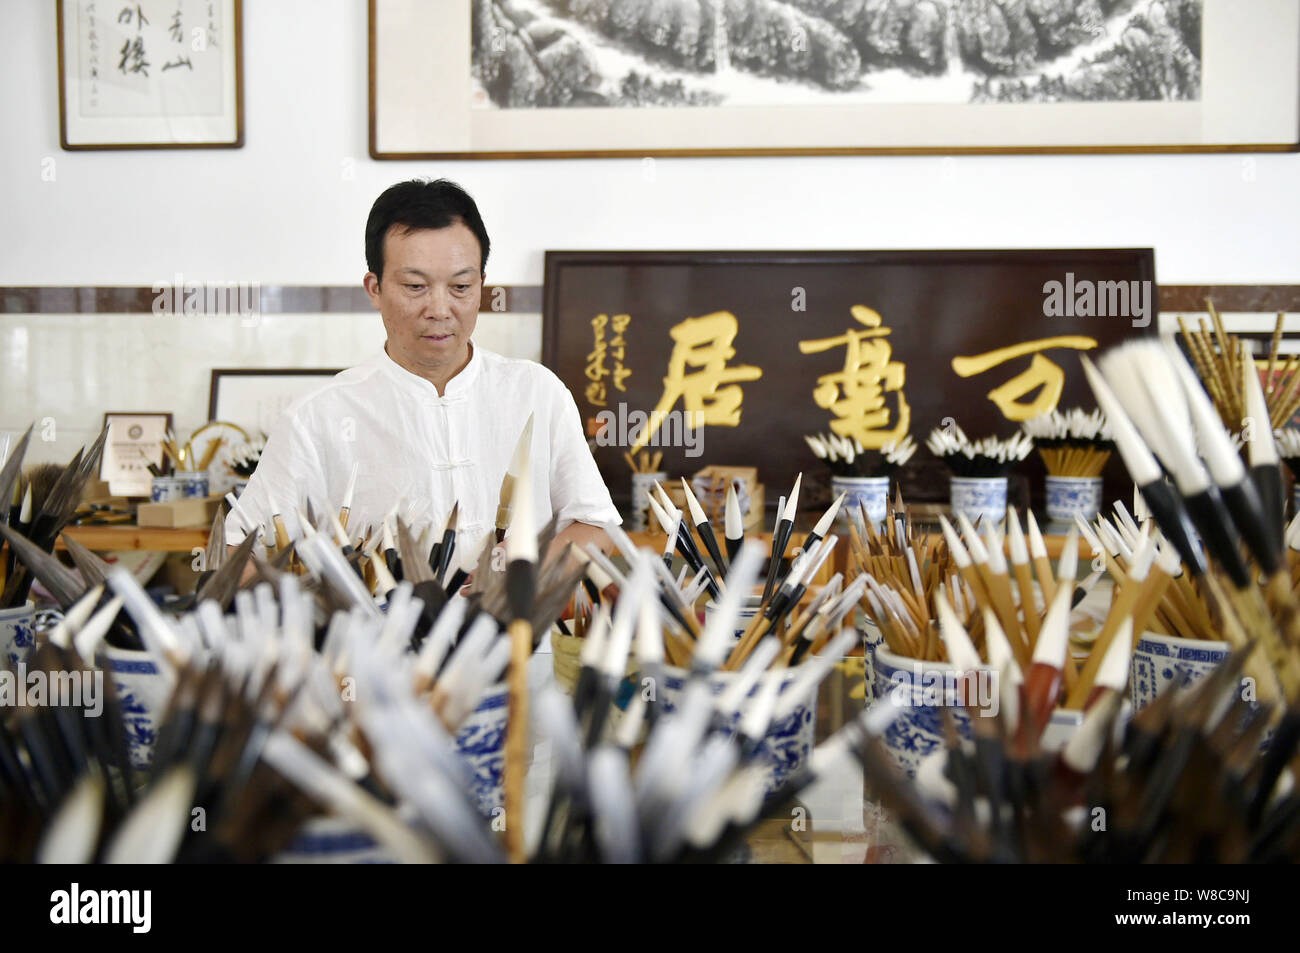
left=1158, top=286, right=1300, bottom=313
left=0, top=285, right=543, bottom=315
left=1, top=285, right=1295, bottom=316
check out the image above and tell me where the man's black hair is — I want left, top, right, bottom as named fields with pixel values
left=365, top=178, right=490, bottom=283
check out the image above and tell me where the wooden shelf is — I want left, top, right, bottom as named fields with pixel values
left=58, top=525, right=208, bottom=552
left=50, top=525, right=1085, bottom=560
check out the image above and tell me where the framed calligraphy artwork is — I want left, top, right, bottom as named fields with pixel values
left=208, top=369, right=342, bottom=441
left=371, top=0, right=1297, bottom=158
left=57, top=0, right=243, bottom=149
left=543, top=249, right=1156, bottom=513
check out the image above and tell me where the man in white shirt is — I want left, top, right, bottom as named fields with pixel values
left=226, top=179, right=619, bottom=561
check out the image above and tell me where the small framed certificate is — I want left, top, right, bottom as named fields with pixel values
left=101, top=412, right=173, bottom=497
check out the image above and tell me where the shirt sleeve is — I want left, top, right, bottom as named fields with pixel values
left=224, top=412, right=329, bottom=545
left=546, top=375, right=621, bottom=532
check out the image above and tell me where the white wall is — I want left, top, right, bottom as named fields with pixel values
left=2, top=0, right=1298, bottom=461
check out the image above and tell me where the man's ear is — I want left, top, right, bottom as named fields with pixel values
left=363, top=272, right=382, bottom=306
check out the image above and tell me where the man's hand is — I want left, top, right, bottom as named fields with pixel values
left=546, top=522, right=613, bottom=567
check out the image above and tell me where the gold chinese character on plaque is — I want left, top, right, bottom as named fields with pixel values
left=629, top=311, right=763, bottom=455
left=951, top=335, right=1098, bottom=421
left=798, top=305, right=910, bottom=448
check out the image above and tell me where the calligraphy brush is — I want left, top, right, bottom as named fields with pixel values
left=434, top=501, right=460, bottom=582
left=681, top=477, right=729, bottom=578
left=0, top=425, right=32, bottom=528
left=761, top=473, right=801, bottom=606
left=0, top=523, right=87, bottom=610
left=799, top=491, right=845, bottom=557
left=651, top=483, right=713, bottom=587
left=4, top=483, right=31, bottom=588
left=1096, top=344, right=1252, bottom=585
left=723, top=482, right=744, bottom=564
left=1164, top=340, right=1277, bottom=574
left=502, top=454, right=537, bottom=862
left=194, top=533, right=259, bottom=611
left=333, top=460, right=359, bottom=532
left=649, top=497, right=680, bottom=570
left=1080, top=355, right=1206, bottom=576
left=496, top=414, right=534, bottom=545
left=653, top=498, right=719, bottom=601
left=1095, top=345, right=1300, bottom=696
left=1241, top=353, right=1285, bottom=545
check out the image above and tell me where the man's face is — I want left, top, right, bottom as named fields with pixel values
left=364, top=221, right=482, bottom=380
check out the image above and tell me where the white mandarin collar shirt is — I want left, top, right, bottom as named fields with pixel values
left=225, top=343, right=620, bottom=546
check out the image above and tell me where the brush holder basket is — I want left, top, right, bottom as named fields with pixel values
left=704, top=594, right=763, bottom=645
left=97, top=644, right=170, bottom=770
left=1130, top=630, right=1230, bottom=713
left=0, top=601, right=36, bottom=669
left=1045, top=476, right=1102, bottom=522
left=949, top=476, right=1008, bottom=527
left=831, top=476, right=890, bottom=527
left=452, top=681, right=509, bottom=818
left=658, top=665, right=817, bottom=796
left=628, top=470, right=668, bottom=532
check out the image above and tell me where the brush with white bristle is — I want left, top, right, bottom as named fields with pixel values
left=1081, top=354, right=1207, bottom=579
left=804, top=431, right=917, bottom=478
left=927, top=422, right=1033, bottom=477
left=1021, top=406, right=1113, bottom=477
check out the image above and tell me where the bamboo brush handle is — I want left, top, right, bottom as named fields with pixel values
left=1012, top=562, right=1041, bottom=650
left=504, top=617, right=532, bottom=863
left=1064, top=577, right=1145, bottom=710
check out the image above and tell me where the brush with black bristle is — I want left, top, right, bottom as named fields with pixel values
left=761, top=473, right=801, bottom=606
left=2, top=429, right=107, bottom=608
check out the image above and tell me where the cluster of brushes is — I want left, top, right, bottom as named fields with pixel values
left=1021, top=407, right=1113, bottom=478
left=851, top=491, right=1102, bottom=666
left=1072, top=499, right=1216, bottom=646
left=145, top=428, right=224, bottom=477
left=803, top=433, right=917, bottom=478
left=225, top=435, right=265, bottom=480
left=1177, top=304, right=1300, bottom=431
left=0, top=557, right=578, bottom=863
left=1, top=432, right=883, bottom=863
left=862, top=637, right=1300, bottom=862
left=853, top=329, right=1300, bottom=859
left=221, top=416, right=557, bottom=615
left=630, top=471, right=867, bottom=669
left=926, top=423, right=1034, bottom=478
left=0, top=425, right=108, bottom=611
left=441, top=542, right=864, bottom=863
